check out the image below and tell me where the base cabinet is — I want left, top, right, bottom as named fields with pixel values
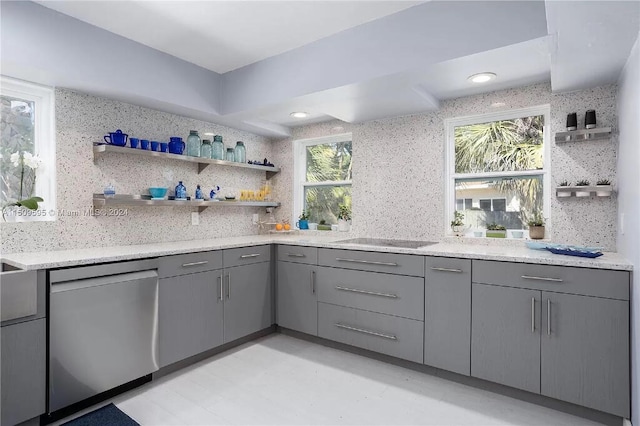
left=1, top=318, right=46, bottom=426
left=276, top=261, right=317, bottom=335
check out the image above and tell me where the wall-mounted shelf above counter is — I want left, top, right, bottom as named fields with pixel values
left=93, top=194, right=280, bottom=213
left=93, top=144, right=280, bottom=178
left=556, top=185, right=614, bottom=198
left=554, top=127, right=612, bottom=143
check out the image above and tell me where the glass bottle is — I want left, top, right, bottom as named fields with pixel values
left=186, top=130, right=201, bottom=157
left=234, top=141, right=246, bottom=163
left=225, top=147, right=235, bottom=162
left=200, top=139, right=212, bottom=159
left=175, top=181, right=187, bottom=199
left=212, top=135, right=224, bottom=160
left=195, top=185, right=203, bottom=200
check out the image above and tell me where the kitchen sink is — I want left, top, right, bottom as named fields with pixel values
left=334, top=238, right=437, bottom=249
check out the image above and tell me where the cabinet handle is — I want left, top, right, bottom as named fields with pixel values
left=522, top=275, right=563, bottom=283
left=531, top=297, right=535, bottom=333
left=287, top=253, right=306, bottom=258
left=226, top=274, right=231, bottom=299
left=310, top=270, right=315, bottom=294
left=547, top=299, right=551, bottom=335
left=335, top=285, right=398, bottom=299
left=430, top=267, right=463, bottom=273
left=334, top=323, right=397, bottom=341
left=240, top=253, right=261, bottom=258
left=335, top=258, right=398, bottom=267
left=182, top=261, right=208, bottom=267
left=218, top=275, right=223, bottom=301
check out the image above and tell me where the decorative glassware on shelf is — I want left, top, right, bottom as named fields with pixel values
left=212, top=135, right=224, bottom=160
left=200, top=139, right=212, bottom=159
left=209, top=185, right=220, bottom=200
left=195, top=185, right=204, bottom=200
left=186, top=130, right=201, bottom=157
left=234, top=141, right=246, bottom=163
left=225, top=147, right=235, bottom=162
left=104, top=183, right=115, bottom=198
left=175, top=181, right=187, bottom=200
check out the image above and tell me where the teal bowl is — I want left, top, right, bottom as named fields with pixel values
left=149, top=187, right=168, bottom=199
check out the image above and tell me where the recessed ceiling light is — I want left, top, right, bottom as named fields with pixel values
left=491, top=102, right=506, bottom=108
left=468, top=72, right=497, bottom=84
left=331, top=126, right=345, bottom=132
left=203, top=132, right=214, bottom=136
left=290, top=112, right=309, bottom=118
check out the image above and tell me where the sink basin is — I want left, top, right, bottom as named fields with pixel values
left=334, top=238, right=437, bottom=249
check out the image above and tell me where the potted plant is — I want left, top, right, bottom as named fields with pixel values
left=317, top=219, right=331, bottom=231
left=486, top=223, right=507, bottom=238
left=297, top=210, right=309, bottom=229
left=337, top=204, right=351, bottom=232
left=596, top=179, right=612, bottom=197
left=557, top=180, right=571, bottom=198
left=575, top=180, right=591, bottom=197
left=450, top=211, right=466, bottom=236
left=528, top=212, right=545, bottom=240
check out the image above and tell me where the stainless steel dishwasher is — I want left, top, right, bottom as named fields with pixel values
left=49, top=259, right=159, bottom=412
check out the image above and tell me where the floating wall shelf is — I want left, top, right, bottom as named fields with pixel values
left=93, top=144, right=280, bottom=178
left=554, top=127, right=612, bottom=143
left=556, top=185, right=614, bottom=198
left=93, top=194, right=280, bottom=213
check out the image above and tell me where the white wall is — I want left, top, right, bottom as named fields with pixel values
left=616, top=32, right=640, bottom=425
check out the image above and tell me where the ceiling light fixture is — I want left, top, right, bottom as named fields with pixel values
left=203, top=132, right=214, bottom=136
left=468, top=72, right=497, bottom=84
left=290, top=112, right=309, bottom=118
left=491, top=102, right=506, bottom=108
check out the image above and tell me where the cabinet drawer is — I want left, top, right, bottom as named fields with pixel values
left=223, top=245, right=271, bottom=268
left=318, top=302, right=424, bottom=363
left=316, top=267, right=423, bottom=320
left=277, top=245, right=318, bottom=265
left=472, top=260, right=629, bottom=300
left=158, top=251, right=223, bottom=278
left=318, top=249, right=424, bottom=277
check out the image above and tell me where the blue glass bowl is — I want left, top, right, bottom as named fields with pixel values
left=149, top=187, right=168, bottom=199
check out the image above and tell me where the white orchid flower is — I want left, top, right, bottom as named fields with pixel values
left=10, top=152, right=21, bottom=167
left=23, top=152, right=42, bottom=169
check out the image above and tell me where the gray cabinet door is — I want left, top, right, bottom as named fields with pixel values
left=159, top=271, right=224, bottom=367
left=424, top=257, right=471, bottom=376
left=471, top=283, right=541, bottom=393
left=1, top=318, right=46, bottom=425
left=276, top=261, right=317, bottom=336
left=541, top=292, right=629, bottom=417
left=223, top=262, right=272, bottom=343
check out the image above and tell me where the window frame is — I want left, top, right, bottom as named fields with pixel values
left=293, top=133, right=352, bottom=225
left=1, top=76, right=56, bottom=221
left=444, top=105, right=551, bottom=234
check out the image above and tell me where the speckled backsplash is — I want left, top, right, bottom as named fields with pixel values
left=0, top=89, right=272, bottom=253
left=272, top=83, right=618, bottom=251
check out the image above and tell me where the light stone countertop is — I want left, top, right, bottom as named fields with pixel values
left=0, top=234, right=633, bottom=271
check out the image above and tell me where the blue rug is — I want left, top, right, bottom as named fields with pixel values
left=62, top=403, right=139, bottom=426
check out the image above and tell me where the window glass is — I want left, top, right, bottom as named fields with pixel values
left=304, top=185, right=352, bottom=224
left=1, top=97, right=36, bottom=204
left=305, top=141, right=352, bottom=182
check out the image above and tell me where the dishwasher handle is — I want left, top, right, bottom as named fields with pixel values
left=51, top=270, right=158, bottom=293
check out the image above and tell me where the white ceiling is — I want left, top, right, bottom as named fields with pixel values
left=36, top=0, right=422, bottom=73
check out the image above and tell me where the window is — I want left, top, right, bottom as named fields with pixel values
left=1, top=77, right=56, bottom=221
left=445, top=106, right=550, bottom=232
left=294, top=133, right=352, bottom=224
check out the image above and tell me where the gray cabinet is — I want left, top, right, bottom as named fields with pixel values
left=159, top=270, right=224, bottom=367
left=318, top=248, right=425, bottom=277
left=541, top=292, right=629, bottom=417
left=424, top=257, right=471, bottom=376
left=471, top=283, right=541, bottom=394
left=1, top=318, right=46, bottom=426
left=223, top=261, right=272, bottom=343
left=276, top=261, right=317, bottom=335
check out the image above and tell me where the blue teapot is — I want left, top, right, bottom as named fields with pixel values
left=209, top=185, right=220, bottom=200
left=168, top=137, right=185, bottom=155
left=104, top=129, right=128, bottom=146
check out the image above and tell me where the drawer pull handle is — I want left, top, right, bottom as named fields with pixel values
left=430, top=267, right=463, bottom=273
left=287, top=253, right=306, bottom=258
left=335, top=258, right=398, bottom=267
left=547, top=299, right=551, bottom=335
left=182, top=261, right=209, bottom=267
left=218, top=275, right=223, bottom=301
left=335, top=285, right=398, bottom=299
left=240, top=253, right=261, bottom=258
left=521, top=275, right=563, bottom=283
left=334, top=323, right=397, bottom=341
left=311, top=270, right=316, bottom=294
left=531, top=297, right=535, bottom=333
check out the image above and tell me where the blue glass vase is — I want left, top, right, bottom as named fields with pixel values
left=195, top=185, right=203, bottom=200
left=175, top=181, right=187, bottom=199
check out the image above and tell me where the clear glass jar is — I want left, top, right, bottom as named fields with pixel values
left=186, top=130, right=201, bottom=157
left=200, top=139, right=212, bottom=159
left=212, top=135, right=224, bottom=160
left=225, top=147, right=235, bottom=162
left=234, top=141, right=246, bottom=163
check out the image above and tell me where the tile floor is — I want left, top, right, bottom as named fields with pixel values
left=58, top=334, right=605, bottom=425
